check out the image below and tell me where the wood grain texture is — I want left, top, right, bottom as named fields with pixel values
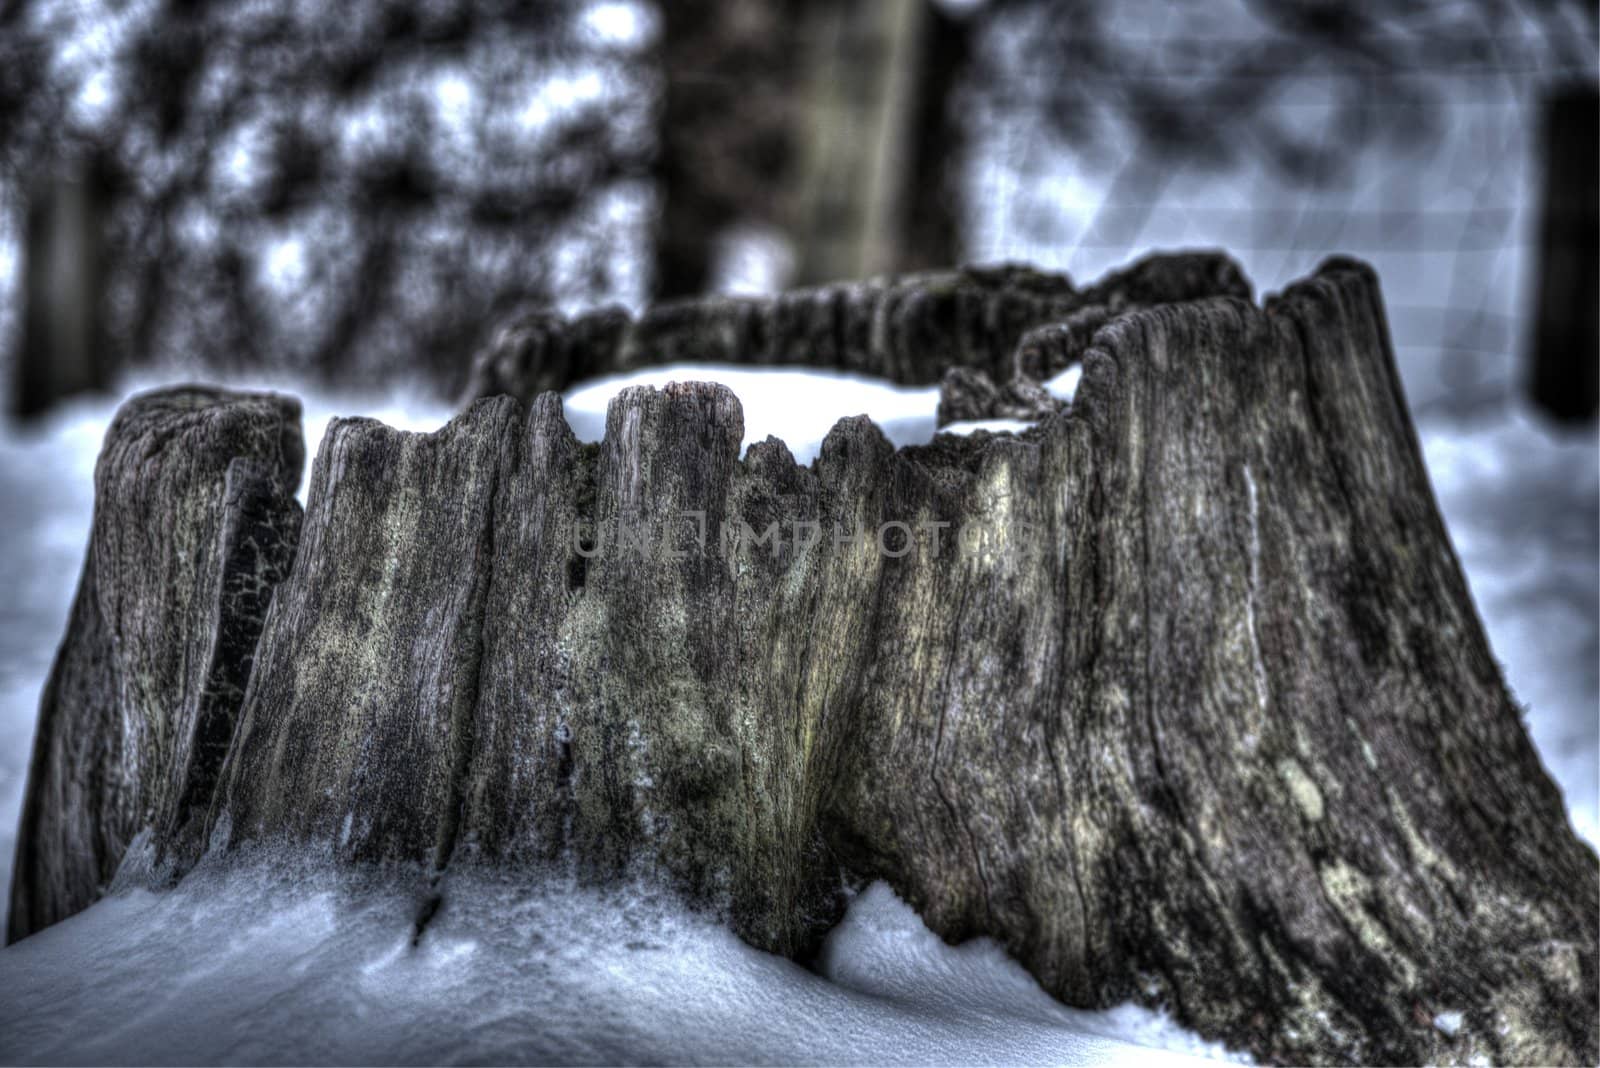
left=465, top=252, right=1251, bottom=420
left=11, top=257, right=1595, bottom=1064
left=7, top=387, right=302, bottom=940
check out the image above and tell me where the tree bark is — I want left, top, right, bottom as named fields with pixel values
left=7, top=387, right=303, bottom=937
left=10, top=256, right=1596, bottom=1065
left=468, top=252, right=1250, bottom=404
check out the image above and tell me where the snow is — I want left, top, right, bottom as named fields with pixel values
left=938, top=418, right=1034, bottom=438
left=0, top=359, right=1593, bottom=1064
left=1045, top=364, right=1083, bottom=400
left=0, top=849, right=1235, bottom=1066
left=564, top=364, right=941, bottom=463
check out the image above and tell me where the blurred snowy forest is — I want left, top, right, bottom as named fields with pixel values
left=0, top=0, right=1594, bottom=413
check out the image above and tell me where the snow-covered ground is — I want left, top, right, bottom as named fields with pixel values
left=0, top=849, right=1233, bottom=1066
left=0, top=353, right=1592, bottom=1065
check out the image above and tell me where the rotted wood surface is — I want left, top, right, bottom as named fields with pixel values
left=9, top=256, right=1595, bottom=1065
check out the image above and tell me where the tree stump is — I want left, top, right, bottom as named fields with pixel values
left=7, top=387, right=303, bottom=936
left=9, top=256, right=1595, bottom=1065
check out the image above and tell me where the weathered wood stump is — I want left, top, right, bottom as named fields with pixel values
left=9, top=256, right=1596, bottom=1065
left=7, top=388, right=303, bottom=935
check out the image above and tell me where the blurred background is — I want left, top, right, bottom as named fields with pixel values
left=0, top=0, right=1595, bottom=892
left=0, top=0, right=1594, bottom=417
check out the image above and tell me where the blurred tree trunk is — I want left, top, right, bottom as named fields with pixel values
left=650, top=0, right=802, bottom=300
left=899, top=2, right=969, bottom=276
left=787, top=0, right=968, bottom=284
left=649, top=0, right=722, bottom=300
left=650, top=0, right=970, bottom=300
left=1528, top=83, right=1598, bottom=424
left=11, top=161, right=113, bottom=419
